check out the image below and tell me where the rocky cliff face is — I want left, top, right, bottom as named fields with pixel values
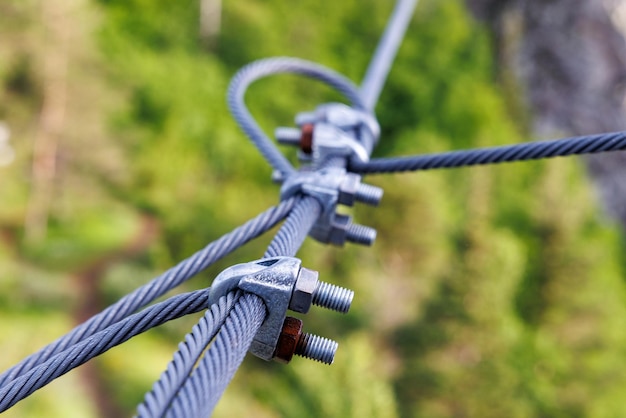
left=467, top=0, right=626, bottom=224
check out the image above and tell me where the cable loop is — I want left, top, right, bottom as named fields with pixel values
left=0, top=0, right=425, bottom=413
left=227, top=57, right=366, bottom=176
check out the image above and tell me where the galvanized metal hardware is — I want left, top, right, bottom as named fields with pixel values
left=310, top=212, right=377, bottom=247
left=279, top=167, right=382, bottom=246
left=208, top=257, right=353, bottom=363
left=275, top=102, right=380, bottom=166
left=274, top=101, right=383, bottom=246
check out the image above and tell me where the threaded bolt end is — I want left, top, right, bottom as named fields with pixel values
left=275, top=127, right=302, bottom=146
left=312, top=281, right=354, bottom=313
left=355, top=183, right=383, bottom=206
left=346, top=223, right=377, bottom=246
left=296, top=333, right=338, bottom=365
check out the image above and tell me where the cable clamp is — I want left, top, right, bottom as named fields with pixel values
left=279, top=167, right=382, bottom=246
left=208, top=257, right=354, bottom=363
left=275, top=103, right=379, bottom=167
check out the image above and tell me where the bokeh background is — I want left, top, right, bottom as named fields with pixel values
left=2, top=0, right=626, bottom=416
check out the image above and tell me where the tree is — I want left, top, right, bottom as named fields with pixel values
left=466, top=0, right=626, bottom=223
left=465, top=0, right=626, bottom=415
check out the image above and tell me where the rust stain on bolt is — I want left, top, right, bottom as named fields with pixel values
left=301, top=124, right=314, bottom=154
left=273, top=316, right=303, bottom=364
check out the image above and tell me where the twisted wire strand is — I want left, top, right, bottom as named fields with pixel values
left=0, top=198, right=296, bottom=388
left=3, top=2, right=426, bottom=414
left=265, top=195, right=322, bottom=258
left=166, top=294, right=266, bottom=418
left=360, top=0, right=419, bottom=111
left=0, top=289, right=211, bottom=413
left=228, top=57, right=366, bottom=176
left=350, top=131, right=626, bottom=174
left=136, top=291, right=240, bottom=418
left=4, top=2, right=424, bottom=410
left=318, top=156, right=348, bottom=170
left=138, top=195, right=322, bottom=417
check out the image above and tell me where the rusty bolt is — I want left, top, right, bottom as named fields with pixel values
left=274, top=316, right=304, bottom=364
left=273, top=317, right=339, bottom=365
left=274, top=124, right=313, bottom=154
left=300, top=123, right=314, bottom=154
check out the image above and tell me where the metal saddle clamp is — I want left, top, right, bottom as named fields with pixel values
left=275, top=102, right=380, bottom=167
left=208, top=256, right=354, bottom=364
left=279, top=167, right=383, bottom=246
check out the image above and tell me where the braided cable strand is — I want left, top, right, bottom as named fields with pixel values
left=265, top=196, right=322, bottom=258
left=136, top=291, right=240, bottom=418
left=2, top=1, right=424, bottom=411
left=157, top=196, right=323, bottom=417
left=350, top=131, right=626, bottom=174
left=227, top=57, right=366, bottom=176
left=0, top=198, right=295, bottom=388
left=360, top=0, right=419, bottom=111
left=137, top=195, right=322, bottom=417
left=166, top=294, right=266, bottom=418
left=0, top=289, right=211, bottom=413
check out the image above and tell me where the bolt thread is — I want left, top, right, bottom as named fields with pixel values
left=346, top=223, right=377, bottom=246
left=355, top=183, right=383, bottom=206
left=313, top=281, right=354, bottom=313
left=275, top=127, right=302, bottom=145
left=296, top=333, right=338, bottom=365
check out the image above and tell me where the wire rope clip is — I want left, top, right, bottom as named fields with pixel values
left=280, top=167, right=382, bottom=246
left=275, top=102, right=380, bottom=167
left=208, top=257, right=354, bottom=364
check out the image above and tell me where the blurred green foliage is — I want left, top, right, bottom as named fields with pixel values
left=1, top=0, right=626, bottom=416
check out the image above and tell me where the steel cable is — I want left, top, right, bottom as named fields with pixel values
left=1, top=1, right=424, bottom=413
left=136, top=291, right=240, bottom=418
left=138, top=194, right=322, bottom=417
left=360, top=0, right=419, bottom=111
left=349, top=131, right=626, bottom=174
left=227, top=57, right=366, bottom=176
left=166, top=293, right=266, bottom=418
left=0, top=289, right=211, bottom=413
left=155, top=195, right=323, bottom=417
left=0, top=198, right=296, bottom=388
left=265, top=195, right=322, bottom=258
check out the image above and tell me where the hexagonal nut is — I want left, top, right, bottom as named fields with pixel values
left=273, top=316, right=303, bottom=364
left=338, top=173, right=360, bottom=206
left=327, top=213, right=351, bottom=246
left=288, top=267, right=319, bottom=314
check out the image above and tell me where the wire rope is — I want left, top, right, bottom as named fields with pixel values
left=265, top=196, right=322, bottom=258
left=0, top=198, right=295, bottom=388
left=227, top=57, right=366, bottom=176
left=360, top=0, right=419, bottom=111
left=136, top=291, right=240, bottom=418
left=350, top=131, right=626, bottom=174
left=165, top=294, right=266, bottom=418
left=137, top=194, right=323, bottom=416
left=2, top=1, right=430, bottom=415
left=158, top=194, right=324, bottom=417
left=0, top=289, right=211, bottom=413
